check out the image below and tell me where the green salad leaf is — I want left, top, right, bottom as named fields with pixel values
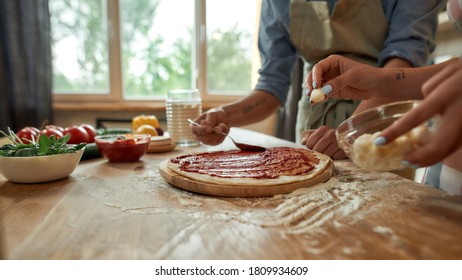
left=0, top=128, right=85, bottom=157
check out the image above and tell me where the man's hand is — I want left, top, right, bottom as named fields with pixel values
left=190, top=108, right=229, bottom=146
left=301, top=126, right=347, bottom=160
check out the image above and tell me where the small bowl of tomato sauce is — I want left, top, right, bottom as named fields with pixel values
left=95, top=134, right=151, bottom=162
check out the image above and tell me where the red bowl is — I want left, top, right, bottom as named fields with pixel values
left=95, top=134, right=150, bottom=162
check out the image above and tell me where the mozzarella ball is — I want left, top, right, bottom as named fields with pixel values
left=310, top=89, right=325, bottom=103
left=409, top=125, right=431, bottom=148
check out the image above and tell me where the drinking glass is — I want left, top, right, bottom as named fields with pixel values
left=166, top=89, right=202, bottom=147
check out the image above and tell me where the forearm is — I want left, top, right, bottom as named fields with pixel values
left=353, top=58, right=455, bottom=115
left=353, top=58, right=413, bottom=115
left=220, top=90, right=281, bottom=127
left=381, top=58, right=459, bottom=99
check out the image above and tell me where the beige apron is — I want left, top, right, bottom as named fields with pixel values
left=289, top=0, right=389, bottom=143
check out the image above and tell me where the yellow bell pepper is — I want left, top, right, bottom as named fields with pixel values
left=131, top=115, right=160, bottom=132
left=134, top=124, right=158, bottom=136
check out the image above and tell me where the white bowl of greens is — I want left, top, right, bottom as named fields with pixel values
left=0, top=128, right=85, bottom=183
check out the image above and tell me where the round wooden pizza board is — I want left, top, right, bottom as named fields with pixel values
left=158, top=159, right=335, bottom=197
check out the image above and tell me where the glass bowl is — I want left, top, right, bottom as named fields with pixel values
left=95, top=134, right=151, bottom=162
left=336, top=100, right=437, bottom=171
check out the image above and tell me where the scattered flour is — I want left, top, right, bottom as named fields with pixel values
left=250, top=177, right=372, bottom=235
left=373, top=225, right=398, bottom=241
left=373, top=226, right=394, bottom=235
left=103, top=169, right=374, bottom=236
left=342, top=247, right=353, bottom=255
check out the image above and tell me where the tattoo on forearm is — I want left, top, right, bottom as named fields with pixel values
left=395, top=69, right=406, bottom=81
left=242, top=98, right=267, bottom=114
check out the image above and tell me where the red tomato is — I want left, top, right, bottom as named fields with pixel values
left=40, top=128, right=64, bottom=139
left=27, top=127, right=41, bottom=134
left=16, top=127, right=40, bottom=143
left=80, top=124, right=97, bottom=143
left=63, top=126, right=90, bottom=144
left=45, top=124, right=64, bottom=132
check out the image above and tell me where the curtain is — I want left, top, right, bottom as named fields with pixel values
left=276, top=57, right=304, bottom=142
left=0, top=0, right=52, bottom=133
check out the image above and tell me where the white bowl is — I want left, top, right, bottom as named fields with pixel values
left=0, top=148, right=84, bottom=183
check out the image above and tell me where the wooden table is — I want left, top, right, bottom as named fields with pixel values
left=1, top=128, right=462, bottom=260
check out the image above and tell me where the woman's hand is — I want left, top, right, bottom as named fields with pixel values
left=190, top=107, right=229, bottom=146
left=305, top=55, right=384, bottom=101
left=301, top=126, right=347, bottom=160
left=377, top=60, right=462, bottom=167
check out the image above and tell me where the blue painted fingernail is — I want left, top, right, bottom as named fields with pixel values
left=305, top=88, right=311, bottom=96
left=373, top=136, right=387, bottom=146
left=321, top=84, right=332, bottom=95
left=312, top=81, right=317, bottom=89
left=401, top=160, right=420, bottom=169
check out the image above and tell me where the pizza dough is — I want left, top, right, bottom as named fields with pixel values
left=167, top=147, right=333, bottom=186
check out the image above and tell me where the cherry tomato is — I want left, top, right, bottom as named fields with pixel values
left=79, top=124, right=97, bottom=143
left=27, top=127, right=41, bottom=134
left=63, top=126, right=90, bottom=144
left=39, top=128, right=64, bottom=139
left=16, top=127, right=40, bottom=143
left=45, top=124, right=64, bottom=132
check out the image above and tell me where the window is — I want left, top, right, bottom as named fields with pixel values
left=50, top=0, right=109, bottom=94
left=50, top=0, right=261, bottom=105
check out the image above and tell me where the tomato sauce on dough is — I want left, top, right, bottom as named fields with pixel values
left=170, top=147, right=320, bottom=179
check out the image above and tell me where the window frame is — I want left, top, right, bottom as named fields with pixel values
left=53, top=0, right=260, bottom=108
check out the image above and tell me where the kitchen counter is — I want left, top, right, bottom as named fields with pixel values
left=1, top=128, right=461, bottom=259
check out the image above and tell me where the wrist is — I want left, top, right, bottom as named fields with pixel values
left=216, top=106, right=229, bottom=125
left=378, top=68, right=400, bottom=98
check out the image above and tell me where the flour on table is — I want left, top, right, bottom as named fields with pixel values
left=102, top=162, right=375, bottom=237
left=248, top=177, right=373, bottom=235
left=373, top=225, right=398, bottom=241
